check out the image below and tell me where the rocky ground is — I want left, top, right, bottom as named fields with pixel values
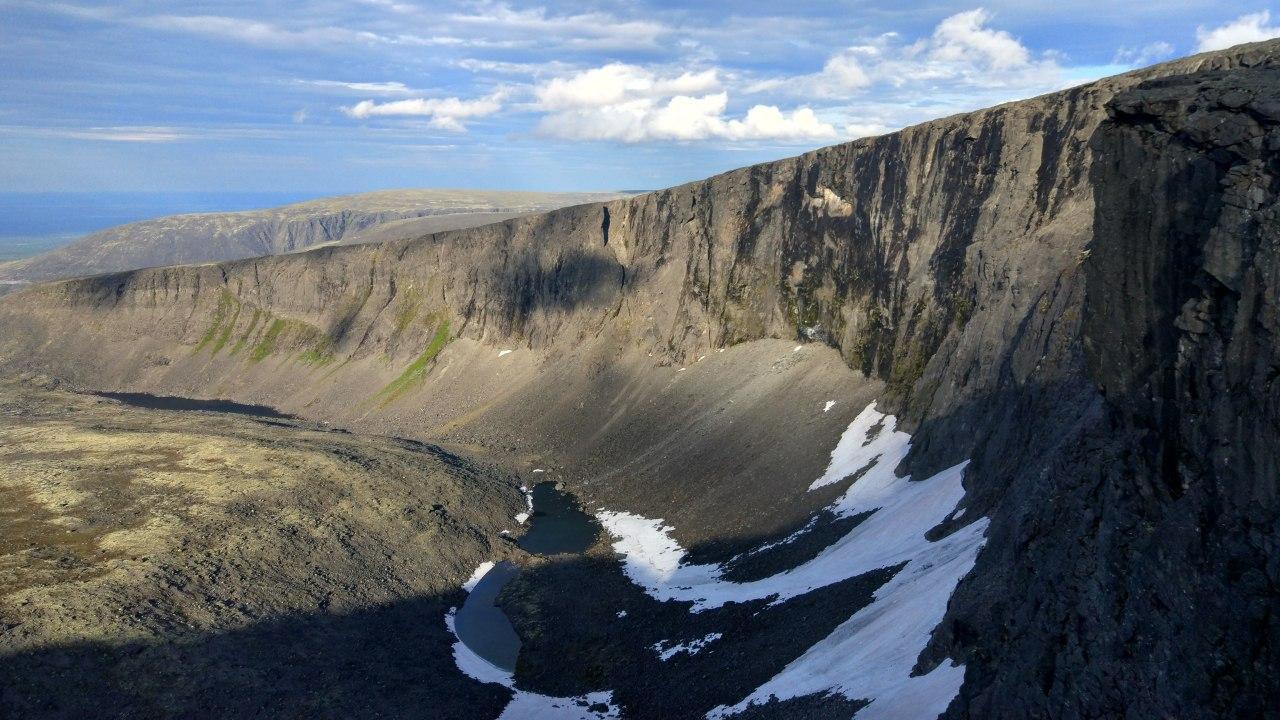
left=0, top=376, right=527, bottom=719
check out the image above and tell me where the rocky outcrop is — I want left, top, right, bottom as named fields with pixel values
left=1, top=41, right=1278, bottom=719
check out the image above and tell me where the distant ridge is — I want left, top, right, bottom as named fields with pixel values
left=0, top=188, right=627, bottom=288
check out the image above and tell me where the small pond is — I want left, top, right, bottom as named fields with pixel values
left=516, top=482, right=601, bottom=555
left=453, top=561, right=522, bottom=672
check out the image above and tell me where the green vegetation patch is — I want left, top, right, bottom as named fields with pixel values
left=373, top=319, right=451, bottom=406
left=230, top=309, right=263, bottom=356
left=210, top=303, right=242, bottom=355
left=194, top=291, right=238, bottom=353
left=298, top=348, right=336, bottom=367
left=249, top=318, right=287, bottom=362
left=392, top=287, right=423, bottom=336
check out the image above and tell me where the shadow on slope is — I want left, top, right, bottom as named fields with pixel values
left=0, top=529, right=900, bottom=720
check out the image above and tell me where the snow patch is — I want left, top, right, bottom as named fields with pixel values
left=515, top=486, right=535, bottom=524
left=596, top=401, right=988, bottom=718
left=793, top=345, right=803, bottom=352
left=823, top=400, right=836, bottom=413
left=498, top=350, right=513, bottom=357
left=616, top=610, right=628, bottom=618
left=499, top=691, right=620, bottom=719
left=809, top=402, right=907, bottom=491
left=653, top=632, right=723, bottom=661
left=463, top=561, right=495, bottom=592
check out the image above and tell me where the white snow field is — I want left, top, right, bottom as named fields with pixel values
left=597, top=402, right=989, bottom=719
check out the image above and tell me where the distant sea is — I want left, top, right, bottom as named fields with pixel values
left=0, top=192, right=319, bottom=262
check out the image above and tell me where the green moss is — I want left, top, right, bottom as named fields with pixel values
left=210, top=303, right=241, bottom=355
left=298, top=347, right=336, bottom=366
left=373, top=319, right=450, bottom=406
left=230, top=309, right=262, bottom=356
left=194, top=291, right=237, bottom=353
left=392, top=288, right=423, bottom=336
left=249, top=318, right=286, bottom=362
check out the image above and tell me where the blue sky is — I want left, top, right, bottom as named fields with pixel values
left=1, top=1, right=1278, bottom=193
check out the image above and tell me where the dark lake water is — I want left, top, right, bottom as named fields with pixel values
left=96, top=392, right=294, bottom=419
left=454, top=561, right=522, bottom=672
left=516, top=482, right=601, bottom=555
left=454, top=482, right=602, bottom=671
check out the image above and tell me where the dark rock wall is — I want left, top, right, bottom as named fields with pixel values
left=927, top=66, right=1280, bottom=719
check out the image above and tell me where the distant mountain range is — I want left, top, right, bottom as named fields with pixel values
left=0, top=189, right=628, bottom=288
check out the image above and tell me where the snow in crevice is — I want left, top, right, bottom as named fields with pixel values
left=653, top=632, right=723, bottom=661
left=595, top=401, right=988, bottom=719
left=823, top=400, right=837, bottom=413
left=515, top=485, right=534, bottom=524
left=448, top=562, right=619, bottom=719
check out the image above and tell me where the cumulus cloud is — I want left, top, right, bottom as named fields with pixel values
left=753, top=9, right=1065, bottom=104
left=1196, top=11, right=1280, bottom=52
left=533, top=66, right=835, bottom=143
left=536, top=64, right=720, bottom=110
left=729, top=8, right=1077, bottom=140
left=342, top=92, right=506, bottom=131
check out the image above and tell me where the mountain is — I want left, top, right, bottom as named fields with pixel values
left=0, top=41, right=1276, bottom=719
left=0, top=189, right=627, bottom=286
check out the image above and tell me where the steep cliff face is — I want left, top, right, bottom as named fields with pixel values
left=1, top=42, right=1277, bottom=718
left=921, top=65, right=1280, bottom=719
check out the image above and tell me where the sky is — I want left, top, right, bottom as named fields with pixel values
left=1, top=1, right=1278, bottom=194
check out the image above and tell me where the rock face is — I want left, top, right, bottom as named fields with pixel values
left=0, top=42, right=1278, bottom=718
left=0, top=189, right=627, bottom=285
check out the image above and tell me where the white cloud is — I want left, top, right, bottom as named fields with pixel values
left=137, top=14, right=382, bottom=48
left=300, top=79, right=419, bottom=96
left=61, top=126, right=188, bottom=142
left=928, top=9, right=1030, bottom=71
left=536, top=64, right=720, bottom=111
left=36, top=3, right=482, bottom=50
left=1196, top=11, right=1280, bottom=52
left=342, top=92, right=506, bottom=131
left=448, top=3, right=668, bottom=50
left=1113, top=41, right=1175, bottom=67
left=759, top=10, right=1062, bottom=101
left=534, top=71, right=835, bottom=144
left=454, top=58, right=574, bottom=77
